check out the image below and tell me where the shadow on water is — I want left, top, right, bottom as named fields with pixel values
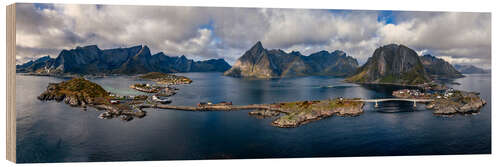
left=370, top=101, right=426, bottom=113
left=358, top=84, right=422, bottom=96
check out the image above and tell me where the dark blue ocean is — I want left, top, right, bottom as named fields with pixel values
left=15, top=73, right=491, bottom=163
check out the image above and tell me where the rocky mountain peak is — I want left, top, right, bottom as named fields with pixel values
left=289, top=51, right=303, bottom=56
left=332, top=50, right=346, bottom=56
left=346, top=44, right=430, bottom=85
left=224, top=42, right=359, bottom=78
left=248, top=41, right=265, bottom=54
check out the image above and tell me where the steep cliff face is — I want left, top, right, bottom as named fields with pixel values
left=114, top=45, right=154, bottom=74
left=419, top=54, right=464, bottom=79
left=304, top=50, right=359, bottom=76
left=346, top=44, right=431, bottom=85
left=224, top=41, right=359, bottom=78
left=16, top=45, right=232, bottom=75
left=224, top=41, right=278, bottom=78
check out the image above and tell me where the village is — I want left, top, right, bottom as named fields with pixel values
left=391, top=86, right=485, bottom=115
left=392, top=87, right=458, bottom=100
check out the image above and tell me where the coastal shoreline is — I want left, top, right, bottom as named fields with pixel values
left=33, top=73, right=487, bottom=128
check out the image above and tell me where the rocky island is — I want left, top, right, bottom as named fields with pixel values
left=138, top=72, right=192, bottom=85
left=38, top=78, right=110, bottom=106
left=137, top=98, right=365, bottom=128
left=129, top=72, right=189, bottom=99
left=38, top=78, right=147, bottom=121
left=426, top=90, right=486, bottom=115
left=392, top=88, right=486, bottom=115
left=270, top=98, right=365, bottom=128
left=129, top=83, right=163, bottom=93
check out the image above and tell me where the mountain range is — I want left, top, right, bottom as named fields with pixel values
left=223, top=41, right=359, bottom=78
left=16, top=45, right=231, bottom=75
left=454, top=64, right=490, bottom=74
left=17, top=42, right=472, bottom=85
left=419, top=54, right=464, bottom=79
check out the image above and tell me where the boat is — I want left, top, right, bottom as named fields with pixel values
left=152, top=95, right=172, bottom=104
left=98, top=112, right=113, bottom=119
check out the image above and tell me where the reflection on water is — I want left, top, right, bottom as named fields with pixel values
left=16, top=73, right=491, bottom=163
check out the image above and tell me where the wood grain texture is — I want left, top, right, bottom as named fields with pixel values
left=6, top=3, right=17, bottom=163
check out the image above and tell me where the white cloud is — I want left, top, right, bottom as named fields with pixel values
left=437, top=56, right=483, bottom=65
left=378, top=12, right=491, bottom=67
left=15, top=4, right=490, bottom=68
left=416, top=49, right=428, bottom=56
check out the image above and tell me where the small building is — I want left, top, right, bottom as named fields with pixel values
left=198, top=101, right=212, bottom=107
left=197, top=102, right=207, bottom=107
left=218, top=101, right=233, bottom=106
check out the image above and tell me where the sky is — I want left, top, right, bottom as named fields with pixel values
left=15, top=3, right=491, bottom=68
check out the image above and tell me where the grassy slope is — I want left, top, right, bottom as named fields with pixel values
left=276, top=99, right=363, bottom=123
left=346, top=63, right=429, bottom=85
left=57, top=78, right=109, bottom=98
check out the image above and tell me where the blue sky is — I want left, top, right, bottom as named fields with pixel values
left=16, top=3, right=491, bottom=68
left=377, top=11, right=396, bottom=24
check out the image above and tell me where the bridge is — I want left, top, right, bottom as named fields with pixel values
left=136, top=98, right=435, bottom=112
left=347, top=98, right=434, bottom=107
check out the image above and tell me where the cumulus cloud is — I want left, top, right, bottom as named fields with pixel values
left=437, top=56, right=484, bottom=66
left=15, top=3, right=490, bottom=68
left=379, top=11, right=491, bottom=67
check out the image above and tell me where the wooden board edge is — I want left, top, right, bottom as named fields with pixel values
left=6, top=3, right=17, bottom=163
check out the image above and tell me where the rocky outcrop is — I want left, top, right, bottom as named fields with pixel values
left=17, top=45, right=231, bottom=75
left=248, top=109, right=280, bottom=118
left=96, top=105, right=147, bottom=121
left=138, top=72, right=192, bottom=85
left=38, top=78, right=150, bottom=121
left=426, top=91, right=487, bottom=115
left=38, top=78, right=109, bottom=107
left=454, top=64, right=490, bottom=74
left=346, top=44, right=431, bottom=85
left=419, top=54, right=464, bottom=79
left=224, top=41, right=359, bottom=78
left=271, top=99, right=364, bottom=128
